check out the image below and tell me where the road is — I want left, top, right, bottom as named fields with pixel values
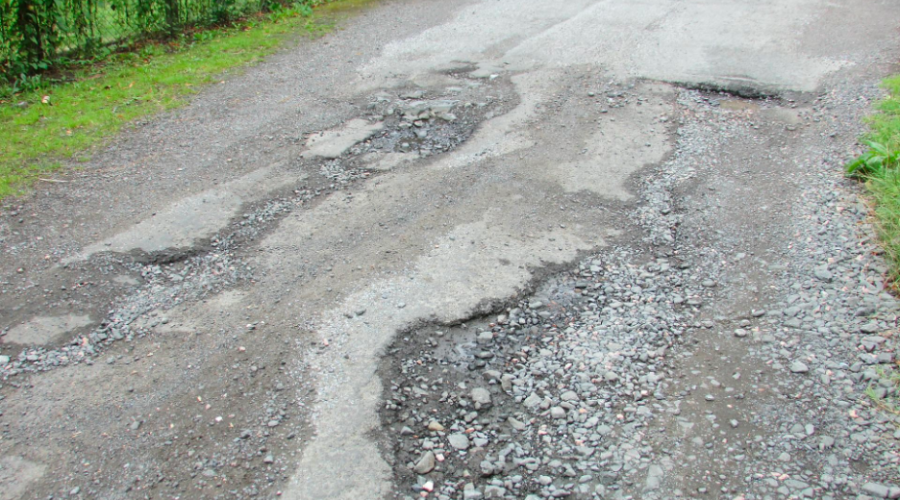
left=2, top=0, right=900, bottom=499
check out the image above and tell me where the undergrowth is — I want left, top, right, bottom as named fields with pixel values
left=866, top=365, right=900, bottom=415
left=848, top=75, right=900, bottom=282
left=0, top=0, right=353, bottom=199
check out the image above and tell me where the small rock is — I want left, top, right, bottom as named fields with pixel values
left=861, top=322, right=881, bottom=334
left=522, top=393, right=542, bottom=409
left=413, top=451, right=436, bottom=474
left=508, top=417, right=527, bottom=430
left=471, top=387, right=492, bottom=406
left=862, top=482, right=892, bottom=498
left=448, top=433, right=470, bottom=450
left=550, top=407, right=567, bottom=419
left=790, top=361, right=810, bottom=373
left=560, top=390, right=579, bottom=401
left=814, top=268, right=833, bottom=282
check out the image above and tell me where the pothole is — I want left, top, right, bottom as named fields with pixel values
left=377, top=246, right=711, bottom=500
left=0, top=72, right=516, bottom=381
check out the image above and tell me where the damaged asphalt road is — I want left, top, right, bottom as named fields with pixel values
left=2, top=0, right=900, bottom=499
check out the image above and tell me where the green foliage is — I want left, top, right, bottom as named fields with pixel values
left=866, top=167, right=900, bottom=273
left=0, top=0, right=324, bottom=86
left=848, top=74, right=900, bottom=282
left=0, top=2, right=334, bottom=198
left=846, top=140, right=900, bottom=178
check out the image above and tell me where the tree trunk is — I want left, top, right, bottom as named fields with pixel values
left=15, top=0, right=44, bottom=62
left=164, top=0, right=179, bottom=32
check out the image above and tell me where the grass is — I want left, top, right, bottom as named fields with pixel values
left=0, top=2, right=364, bottom=199
left=865, top=364, right=900, bottom=416
left=848, top=75, right=900, bottom=283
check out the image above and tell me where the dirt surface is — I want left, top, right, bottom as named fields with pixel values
left=2, top=0, right=900, bottom=499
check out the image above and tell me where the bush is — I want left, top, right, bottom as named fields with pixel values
left=0, top=0, right=316, bottom=86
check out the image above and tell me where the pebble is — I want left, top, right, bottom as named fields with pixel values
left=790, top=361, right=810, bottom=373
left=414, top=451, right=436, bottom=474
left=448, top=433, right=470, bottom=450
left=471, top=387, right=491, bottom=406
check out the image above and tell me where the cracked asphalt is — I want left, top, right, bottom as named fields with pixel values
left=2, top=0, right=900, bottom=499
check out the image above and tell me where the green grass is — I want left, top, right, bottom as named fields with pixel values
left=0, top=3, right=347, bottom=199
left=848, top=74, right=900, bottom=283
left=865, top=364, right=900, bottom=416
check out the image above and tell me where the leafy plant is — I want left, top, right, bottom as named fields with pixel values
left=847, top=140, right=900, bottom=178
left=849, top=74, right=900, bottom=283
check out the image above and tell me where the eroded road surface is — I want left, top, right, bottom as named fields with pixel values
left=3, top=1, right=900, bottom=499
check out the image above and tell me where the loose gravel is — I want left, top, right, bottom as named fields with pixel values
left=379, top=87, right=900, bottom=500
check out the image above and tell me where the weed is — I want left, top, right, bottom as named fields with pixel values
left=848, top=74, right=900, bottom=281
left=865, top=364, right=900, bottom=415
left=846, top=140, right=900, bottom=178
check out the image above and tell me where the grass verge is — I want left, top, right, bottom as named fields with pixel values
left=0, top=4, right=343, bottom=199
left=848, top=75, right=900, bottom=283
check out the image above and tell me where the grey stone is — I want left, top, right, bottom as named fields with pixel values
left=508, top=417, right=527, bottom=430
left=645, top=464, right=664, bottom=490
left=471, top=387, right=492, bottom=406
left=814, top=268, right=833, bottom=282
left=862, top=483, right=892, bottom=498
left=413, top=451, right=436, bottom=474
left=790, top=361, right=809, bottom=373
left=448, top=433, right=470, bottom=450
left=560, top=390, right=579, bottom=401
left=522, top=393, right=542, bottom=409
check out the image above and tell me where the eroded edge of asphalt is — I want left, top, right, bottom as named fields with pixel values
left=0, top=69, right=517, bottom=376
left=367, top=84, right=900, bottom=500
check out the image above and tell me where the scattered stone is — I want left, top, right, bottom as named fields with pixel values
left=413, top=451, right=436, bottom=474
left=790, top=361, right=810, bottom=373
left=862, top=482, right=892, bottom=499
left=448, top=433, right=470, bottom=450
left=471, top=387, right=492, bottom=407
